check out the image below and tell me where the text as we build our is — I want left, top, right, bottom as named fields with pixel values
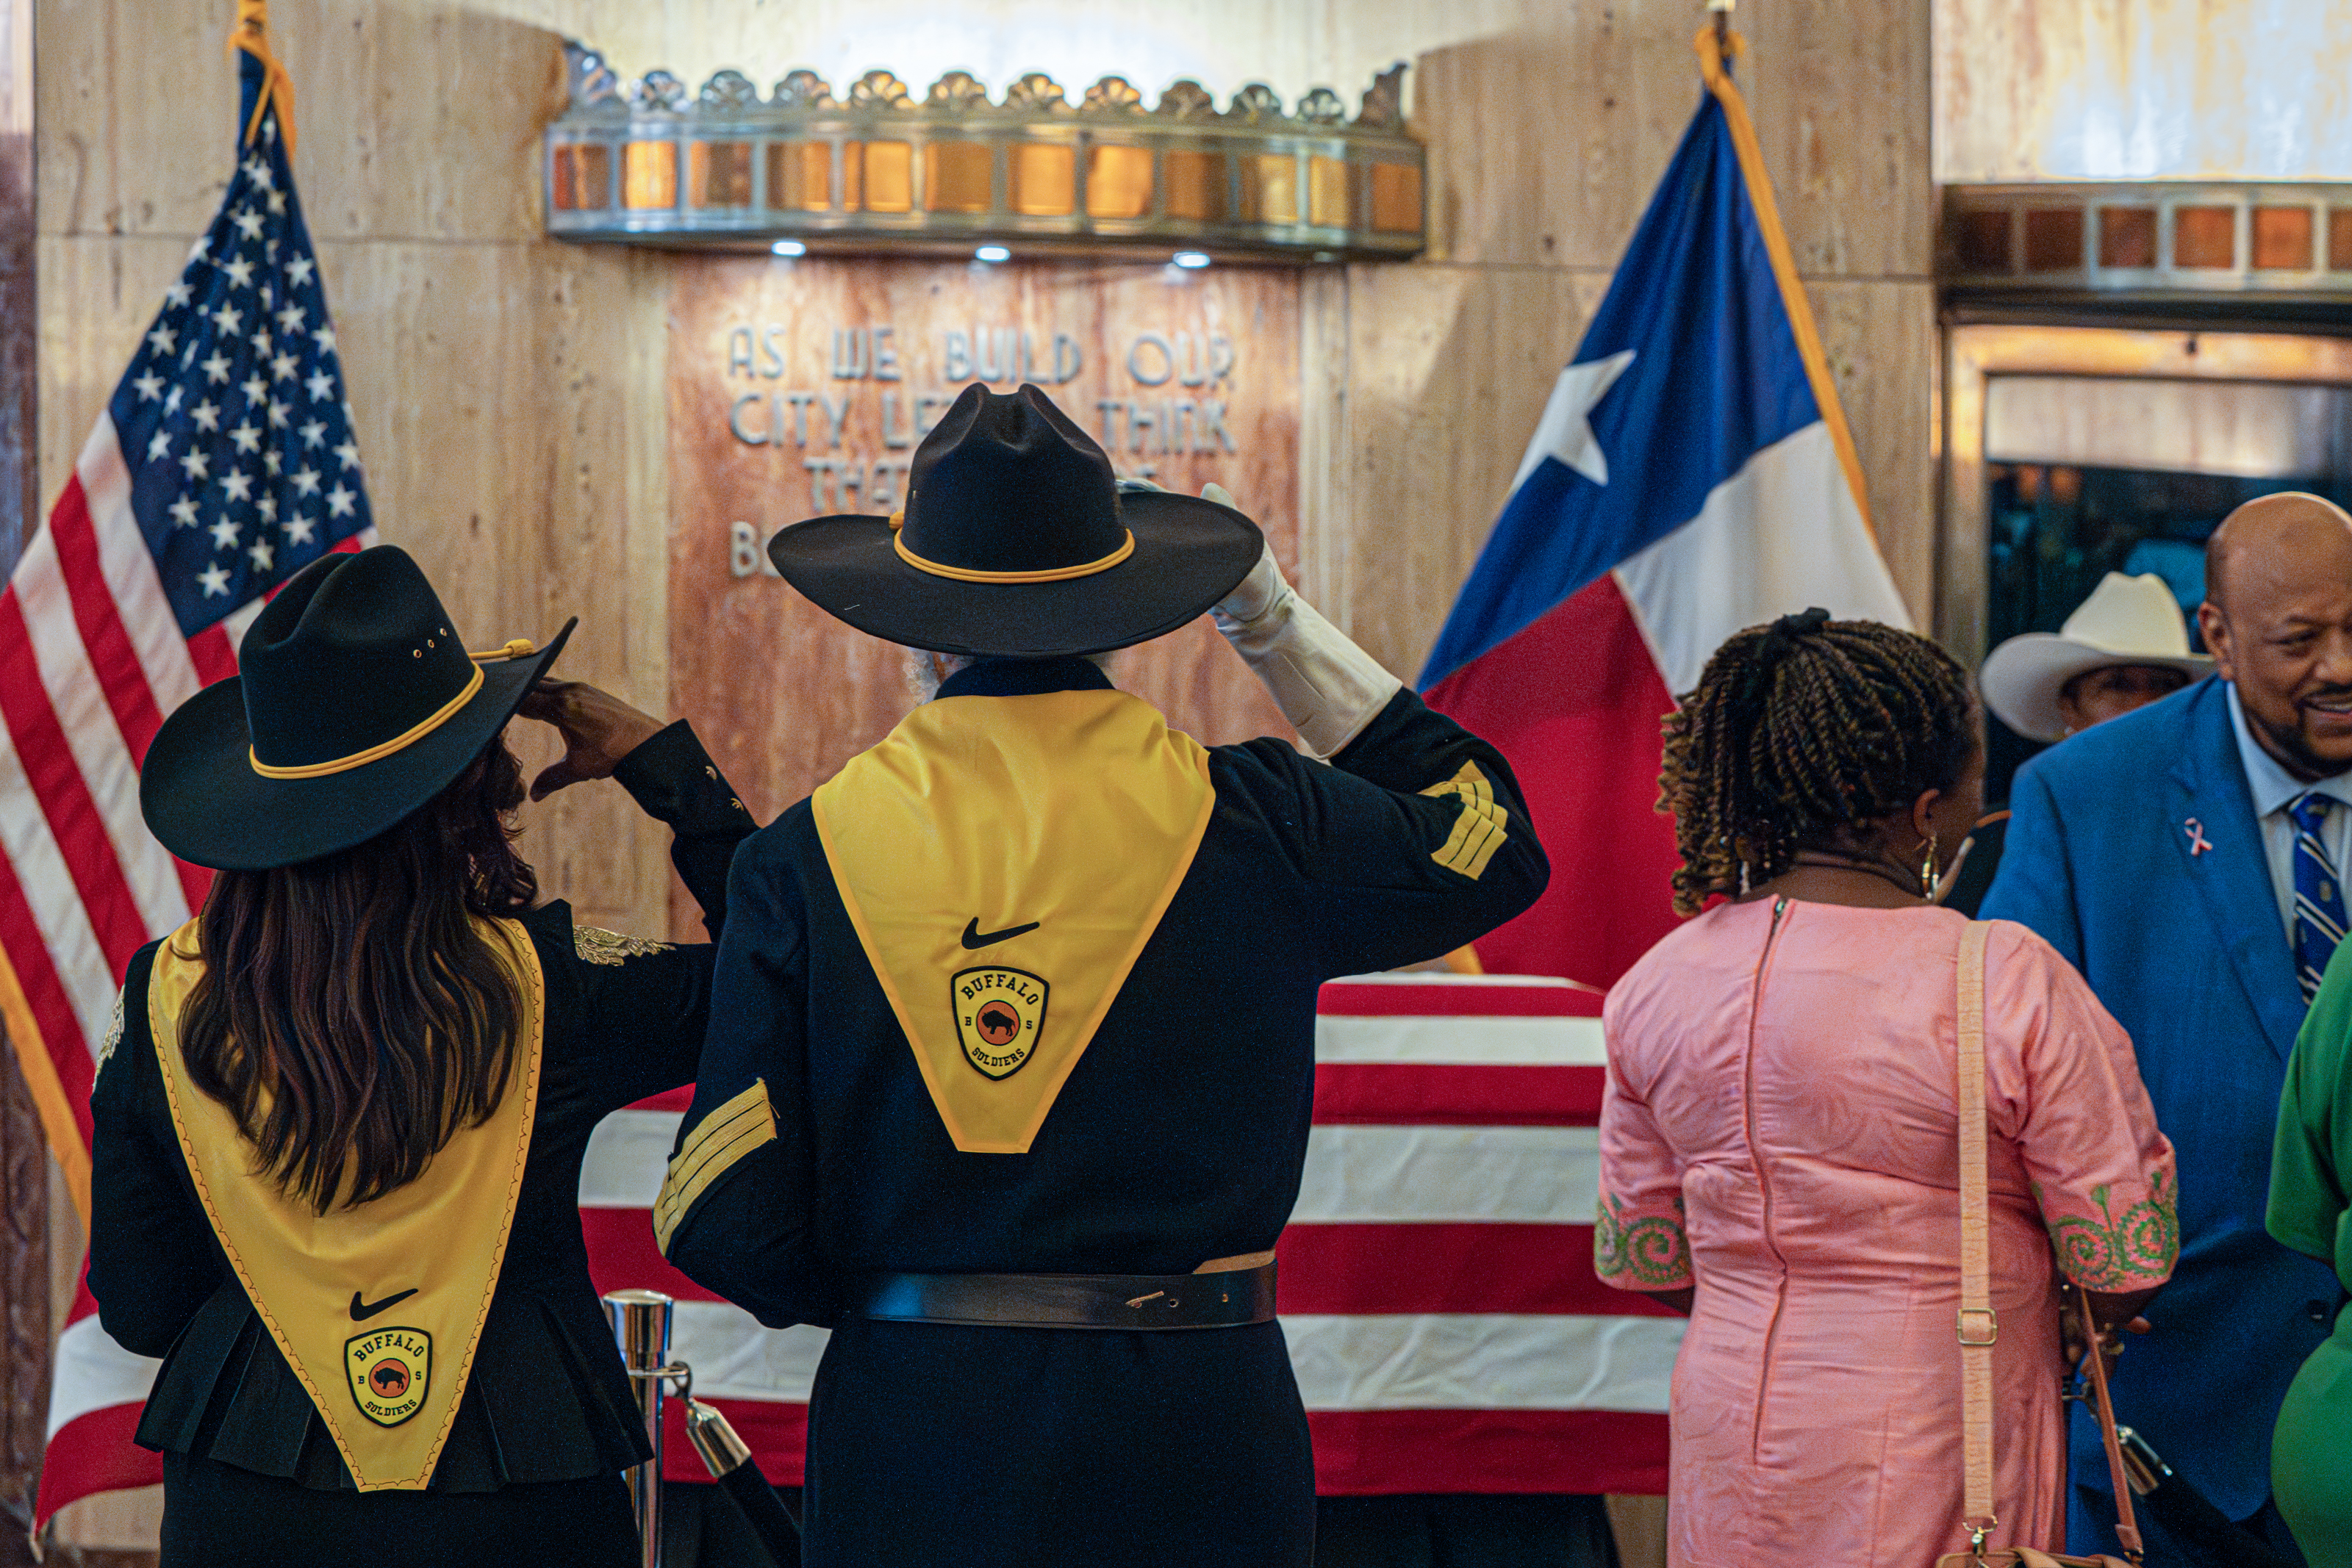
left=724, top=324, right=1241, bottom=575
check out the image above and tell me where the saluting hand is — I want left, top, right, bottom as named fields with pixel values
left=515, top=680, right=667, bottom=801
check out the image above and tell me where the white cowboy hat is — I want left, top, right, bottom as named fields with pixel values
left=1979, top=571, right=2212, bottom=744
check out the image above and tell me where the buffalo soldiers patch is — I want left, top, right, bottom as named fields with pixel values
left=347, top=1327, right=431, bottom=1428
left=951, top=967, right=1048, bottom=1080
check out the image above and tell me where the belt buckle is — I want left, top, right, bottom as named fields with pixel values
left=1957, top=1307, right=1998, bottom=1346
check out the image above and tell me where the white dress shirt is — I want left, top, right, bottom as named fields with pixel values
left=2226, top=683, right=2352, bottom=943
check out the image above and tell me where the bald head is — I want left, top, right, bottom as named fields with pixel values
left=2205, top=492, right=2352, bottom=614
left=2200, top=492, right=2352, bottom=781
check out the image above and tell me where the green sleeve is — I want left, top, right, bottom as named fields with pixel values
left=2270, top=945, right=2352, bottom=1267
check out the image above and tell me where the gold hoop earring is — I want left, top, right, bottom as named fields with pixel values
left=1919, top=830, right=1940, bottom=899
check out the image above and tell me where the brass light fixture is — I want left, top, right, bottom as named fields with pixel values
left=545, top=45, right=1425, bottom=263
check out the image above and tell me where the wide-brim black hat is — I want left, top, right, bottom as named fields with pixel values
left=141, top=545, right=573, bottom=871
left=767, top=382, right=1263, bottom=657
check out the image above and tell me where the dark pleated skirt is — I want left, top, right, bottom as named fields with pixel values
left=160, top=1451, right=639, bottom=1568
left=140, top=1282, right=649, bottom=1492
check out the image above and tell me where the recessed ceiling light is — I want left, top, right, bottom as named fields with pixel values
left=974, top=244, right=1011, bottom=263
left=770, top=239, right=806, bottom=257
left=1172, top=251, right=1211, bottom=269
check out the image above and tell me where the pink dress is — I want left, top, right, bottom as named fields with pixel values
left=1598, top=899, right=2176, bottom=1568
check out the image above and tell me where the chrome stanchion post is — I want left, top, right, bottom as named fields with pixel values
left=605, top=1288, right=678, bottom=1568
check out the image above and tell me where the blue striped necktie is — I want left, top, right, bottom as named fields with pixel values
left=2291, top=791, right=2347, bottom=1002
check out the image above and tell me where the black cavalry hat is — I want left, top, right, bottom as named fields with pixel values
left=140, top=546, right=573, bottom=871
left=766, top=382, right=1262, bottom=657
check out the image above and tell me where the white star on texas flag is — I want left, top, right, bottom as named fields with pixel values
left=1510, top=348, right=1637, bottom=493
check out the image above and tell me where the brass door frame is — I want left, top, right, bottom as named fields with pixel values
left=1940, top=323, right=2352, bottom=661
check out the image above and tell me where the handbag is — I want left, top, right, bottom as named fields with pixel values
left=1935, top=921, right=2144, bottom=1568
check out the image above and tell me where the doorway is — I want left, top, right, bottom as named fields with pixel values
left=1943, top=326, right=2352, bottom=801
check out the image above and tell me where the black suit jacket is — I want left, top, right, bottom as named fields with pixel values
left=87, top=723, right=753, bottom=1492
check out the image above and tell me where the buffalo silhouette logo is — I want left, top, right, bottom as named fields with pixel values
left=345, top=1326, right=431, bottom=1427
left=950, top=966, right=1048, bottom=1080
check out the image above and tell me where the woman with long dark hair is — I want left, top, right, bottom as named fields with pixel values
left=90, top=547, right=755, bottom=1567
left=1596, top=612, right=2177, bottom=1566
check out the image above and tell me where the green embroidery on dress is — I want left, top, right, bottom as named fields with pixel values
left=573, top=926, right=673, bottom=967
left=2050, top=1169, right=2178, bottom=1290
left=1595, top=1191, right=1692, bottom=1287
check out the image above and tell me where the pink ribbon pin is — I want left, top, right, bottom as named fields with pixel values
left=2184, top=818, right=2215, bottom=857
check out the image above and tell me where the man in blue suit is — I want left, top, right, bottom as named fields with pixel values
left=1985, top=492, right=2352, bottom=1562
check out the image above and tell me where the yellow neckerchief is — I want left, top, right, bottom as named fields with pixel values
left=148, top=916, right=543, bottom=1492
left=812, top=688, right=1213, bottom=1153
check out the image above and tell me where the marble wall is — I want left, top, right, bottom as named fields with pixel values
left=1937, top=0, right=2352, bottom=181
left=1, top=4, right=47, bottom=1557
left=665, top=259, right=1301, bottom=844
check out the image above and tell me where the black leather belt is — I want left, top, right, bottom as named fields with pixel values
left=860, top=1260, right=1276, bottom=1331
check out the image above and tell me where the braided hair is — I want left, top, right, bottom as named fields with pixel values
left=1658, top=610, right=1976, bottom=916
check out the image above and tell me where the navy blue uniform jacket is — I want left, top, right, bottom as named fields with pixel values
left=87, top=724, right=753, bottom=1500
left=662, top=658, right=1549, bottom=1565
left=1984, top=676, right=2340, bottom=1528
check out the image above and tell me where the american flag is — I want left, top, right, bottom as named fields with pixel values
left=577, top=973, right=1677, bottom=1500
left=4, top=40, right=374, bottom=1528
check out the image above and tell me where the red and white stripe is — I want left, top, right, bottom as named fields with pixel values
left=14, top=412, right=368, bottom=1527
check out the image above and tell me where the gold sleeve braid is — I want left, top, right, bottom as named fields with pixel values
left=653, top=1079, right=777, bottom=1254
left=1420, top=761, right=1510, bottom=880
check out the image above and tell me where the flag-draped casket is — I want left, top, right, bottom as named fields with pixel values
left=583, top=972, right=1674, bottom=1496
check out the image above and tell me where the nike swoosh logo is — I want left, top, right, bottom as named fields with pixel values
left=350, top=1288, right=418, bottom=1322
left=961, top=918, right=1041, bottom=950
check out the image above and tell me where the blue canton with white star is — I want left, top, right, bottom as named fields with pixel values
left=108, top=51, right=371, bottom=636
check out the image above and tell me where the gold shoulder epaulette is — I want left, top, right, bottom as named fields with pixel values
left=96, top=988, right=126, bottom=1076
left=573, top=926, right=674, bottom=967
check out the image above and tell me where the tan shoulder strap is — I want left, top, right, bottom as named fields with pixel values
left=1956, top=919, right=1998, bottom=1542
left=2073, top=1281, right=2145, bottom=1560
left=1956, top=920, right=2143, bottom=1564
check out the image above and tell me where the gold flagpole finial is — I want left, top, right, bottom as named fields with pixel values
left=1708, top=0, right=1735, bottom=55
left=1696, top=0, right=1744, bottom=80
left=228, top=0, right=298, bottom=157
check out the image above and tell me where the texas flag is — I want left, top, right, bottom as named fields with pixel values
left=1420, top=35, right=1911, bottom=988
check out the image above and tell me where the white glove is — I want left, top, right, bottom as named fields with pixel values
left=1200, top=485, right=1402, bottom=759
